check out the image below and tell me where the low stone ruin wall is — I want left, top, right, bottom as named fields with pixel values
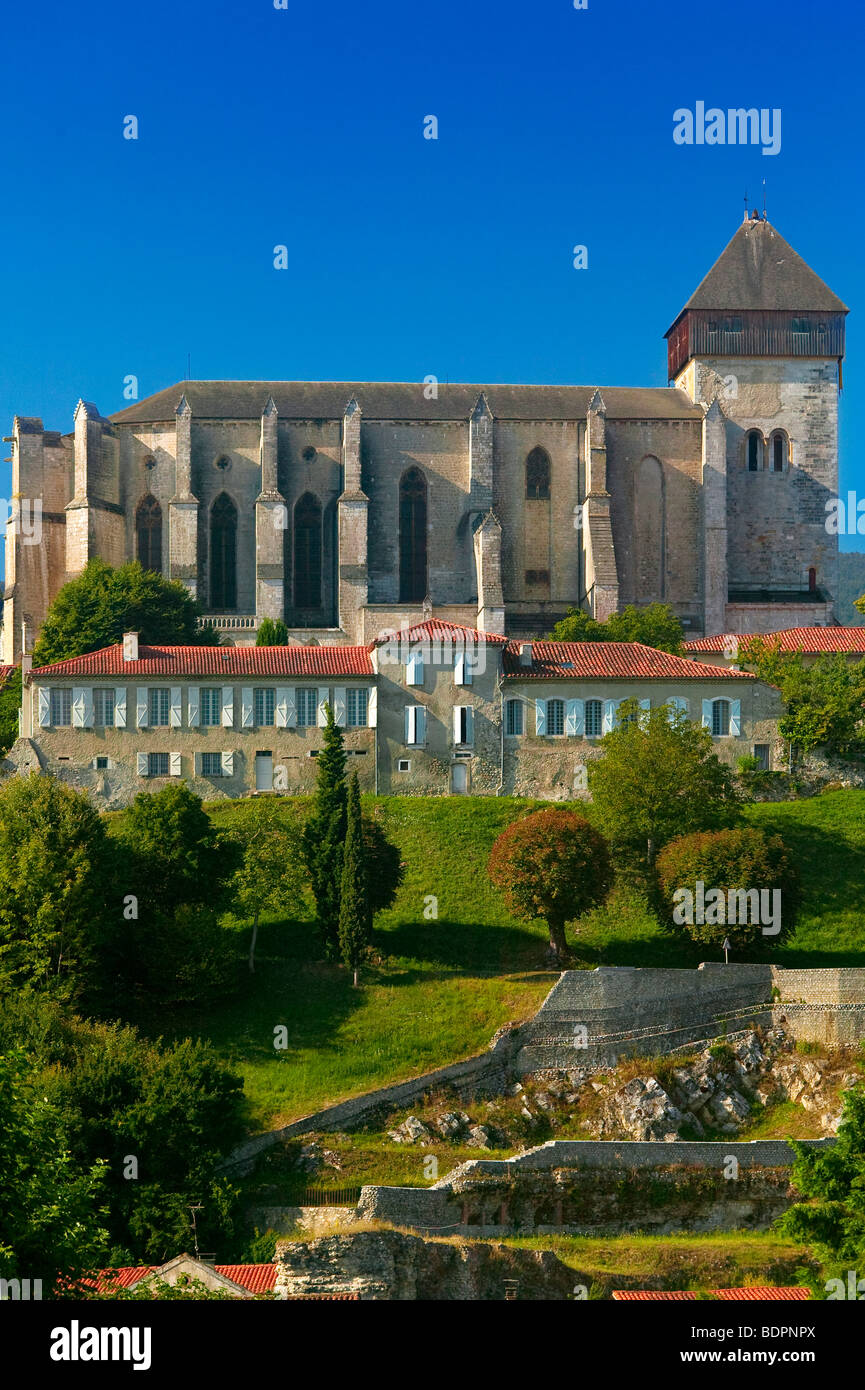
left=356, top=1137, right=832, bottom=1237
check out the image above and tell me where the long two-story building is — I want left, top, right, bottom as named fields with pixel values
left=12, top=620, right=781, bottom=806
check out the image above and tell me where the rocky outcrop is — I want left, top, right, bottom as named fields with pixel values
left=274, top=1228, right=577, bottom=1300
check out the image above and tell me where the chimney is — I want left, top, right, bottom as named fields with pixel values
left=122, top=632, right=139, bottom=662
left=519, top=642, right=533, bottom=667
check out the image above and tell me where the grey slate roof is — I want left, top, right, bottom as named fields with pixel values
left=668, top=219, right=848, bottom=330
left=110, top=381, right=703, bottom=425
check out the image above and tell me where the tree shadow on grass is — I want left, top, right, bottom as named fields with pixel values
left=375, top=917, right=550, bottom=976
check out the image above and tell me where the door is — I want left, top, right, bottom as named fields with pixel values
left=451, top=762, right=468, bottom=795
left=255, top=751, right=273, bottom=791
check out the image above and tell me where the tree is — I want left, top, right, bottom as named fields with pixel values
left=740, top=637, right=865, bottom=759
left=32, top=558, right=219, bottom=666
left=587, top=701, right=740, bottom=868
left=0, top=1048, right=109, bottom=1286
left=339, top=773, right=371, bottom=986
left=0, top=775, right=116, bottom=1001
left=256, top=618, right=289, bottom=646
left=0, top=665, right=22, bottom=755
left=229, top=800, right=309, bottom=972
left=487, top=808, right=613, bottom=963
left=112, top=782, right=240, bottom=919
left=654, top=826, right=799, bottom=951
left=303, top=705, right=347, bottom=959
left=777, top=1083, right=865, bottom=1275
left=550, top=603, right=685, bottom=654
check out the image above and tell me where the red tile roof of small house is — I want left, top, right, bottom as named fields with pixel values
left=501, top=641, right=756, bottom=681
left=91, top=1263, right=278, bottom=1295
left=0, top=665, right=16, bottom=689
left=612, top=1287, right=810, bottom=1301
left=685, top=627, right=865, bottom=655
left=367, top=618, right=508, bottom=649
left=28, top=642, right=374, bottom=680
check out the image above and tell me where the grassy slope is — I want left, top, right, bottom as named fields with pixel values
left=141, top=789, right=865, bottom=1132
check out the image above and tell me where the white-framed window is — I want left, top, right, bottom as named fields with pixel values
left=397, top=758, right=411, bottom=772
left=297, top=688, right=317, bottom=727
left=149, top=689, right=170, bottom=727
left=505, top=698, right=523, bottom=735
left=453, top=705, right=474, bottom=747
left=405, top=705, right=426, bottom=746
left=585, top=699, right=603, bottom=738
left=712, top=698, right=731, bottom=736
left=201, top=687, right=221, bottom=726
left=201, top=752, right=224, bottom=777
left=546, top=698, right=565, bottom=736
left=347, top=688, right=368, bottom=727
left=254, top=688, right=276, bottom=727
left=93, top=688, right=115, bottom=728
left=50, top=689, right=72, bottom=726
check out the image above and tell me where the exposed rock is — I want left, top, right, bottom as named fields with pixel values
left=431, top=1112, right=468, bottom=1140
left=599, top=1077, right=685, bottom=1142
left=388, top=1116, right=433, bottom=1145
left=465, top=1124, right=505, bottom=1149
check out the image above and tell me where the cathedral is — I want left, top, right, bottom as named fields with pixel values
left=2, top=213, right=848, bottom=665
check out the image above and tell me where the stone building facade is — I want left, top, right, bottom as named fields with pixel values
left=2, top=216, right=848, bottom=666
left=15, top=619, right=781, bottom=807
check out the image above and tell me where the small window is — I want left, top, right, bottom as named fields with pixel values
left=525, top=447, right=551, bottom=500
left=505, top=699, right=524, bottom=736
left=547, top=699, right=565, bottom=736
left=792, top=316, right=810, bottom=334
left=770, top=432, right=788, bottom=472
left=50, top=689, right=72, bottom=726
left=93, top=688, right=115, bottom=728
left=201, top=688, right=221, bottom=726
left=347, top=689, right=368, bottom=727
left=753, top=744, right=770, bottom=771
left=525, top=569, right=550, bottom=586
left=585, top=699, right=603, bottom=738
left=254, top=688, right=276, bottom=727
left=746, top=431, right=763, bottom=472
left=201, top=752, right=224, bottom=777
left=149, top=688, right=170, bottom=727
left=147, top=752, right=170, bottom=778
left=95, top=756, right=109, bottom=770
left=397, top=759, right=411, bottom=772
left=297, top=688, right=318, bottom=727
left=712, top=698, right=731, bottom=737
left=724, top=316, right=742, bottom=333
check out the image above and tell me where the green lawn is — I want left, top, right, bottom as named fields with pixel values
left=137, top=789, right=865, bottom=1133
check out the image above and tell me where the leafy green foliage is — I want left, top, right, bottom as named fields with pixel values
left=228, top=798, right=309, bottom=972
left=256, top=618, right=289, bottom=646
left=588, top=701, right=740, bottom=869
left=777, top=1082, right=865, bottom=1269
left=113, top=782, right=240, bottom=919
left=0, top=775, right=116, bottom=1001
left=655, top=827, right=799, bottom=950
left=0, top=665, right=22, bottom=755
left=740, top=637, right=865, bottom=759
left=487, top=808, right=613, bottom=962
left=32, top=558, right=219, bottom=666
left=550, top=603, right=685, bottom=654
left=339, top=773, right=371, bottom=984
left=303, top=706, right=347, bottom=958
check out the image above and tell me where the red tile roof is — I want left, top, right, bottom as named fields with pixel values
left=29, top=643, right=374, bottom=680
left=685, top=627, right=865, bottom=656
left=502, top=641, right=755, bottom=681
left=368, top=618, right=508, bottom=649
left=94, top=1263, right=277, bottom=1294
left=613, top=1287, right=809, bottom=1301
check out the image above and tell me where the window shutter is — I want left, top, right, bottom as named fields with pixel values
left=170, top=688, right=182, bottom=728
left=464, top=706, right=474, bottom=746
left=137, top=753, right=148, bottom=776
left=72, top=687, right=87, bottom=728
left=416, top=706, right=426, bottom=745
left=333, top=688, right=347, bottom=727
left=730, top=699, right=741, bottom=736
left=275, top=688, right=287, bottom=728
left=367, top=686, right=377, bottom=728
left=452, top=706, right=462, bottom=745
left=602, top=699, right=618, bottom=733
left=566, top=698, right=583, bottom=737
left=405, top=706, right=415, bottom=744
left=535, top=699, right=547, bottom=736
left=222, top=686, right=234, bottom=728
left=285, top=687, right=297, bottom=727
left=222, top=750, right=234, bottom=776
left=455, top=654, right=471, bottom=686
left=667, top=696, right=688, bottom=723
left=406, top=652, right=424, bottom=686
left=241, top=688, right=254, bottom=729
left=38, top=687, right=50, bottom=727
left=187, top=687, right=200, bottom=727
left=170, top=752, right=182, bottom=777
left=193, top=752, right=202, bottom=775
left=114, top=687, right=127, bottom=728
left=639, top=697, right=651, bottom=727
left=702, top=699, right=713, bottom=730
left=136, top=688, right=148, bottom=728
left=317, top=688, right=329, bottom=727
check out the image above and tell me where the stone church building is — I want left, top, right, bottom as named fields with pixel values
left=2, top=214, right=848, bottom=665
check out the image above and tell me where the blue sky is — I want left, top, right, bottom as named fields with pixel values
left=1, top=0, right=862, bottom=554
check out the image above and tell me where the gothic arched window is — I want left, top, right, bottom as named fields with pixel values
left=294, top=493, right=322, bottom=609
left=526, top=447, right=551, bottom=499
left=770, top=431, right=789, bottom=472
left=210, top=492, right=238, bottom=610
left=746, top=431, right=764, bottom=472
left=136, top=495, right=162, bottom=574
left=399, top=468, right=428, bottom=602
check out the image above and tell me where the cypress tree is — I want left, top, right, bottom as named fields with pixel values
left=338, top=772, right=371, bottom=986
left=303, top=705, right=347, bottom=958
